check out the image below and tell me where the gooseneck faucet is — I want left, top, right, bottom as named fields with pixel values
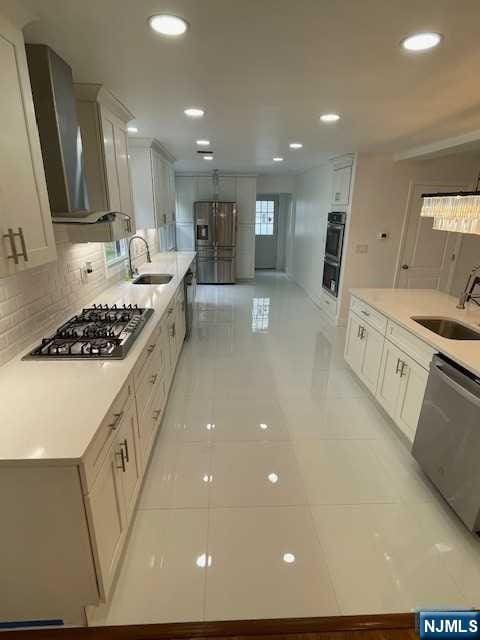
left=128, top=235, right=152, bottom=279
left=457, top=263, right=480, bottom=309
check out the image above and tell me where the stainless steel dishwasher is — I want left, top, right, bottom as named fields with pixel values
left=412, top=354, right=480, bottom=532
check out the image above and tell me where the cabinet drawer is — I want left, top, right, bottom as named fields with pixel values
left=81, top=378, right=133, bottom=493
left=386, top=320, right=436, bottom=370
left=135, top=334, right=166, bottom=420
left=138, top=373, right=167, bottom=467
left=132, top=320, right=162, bottom=383
left=350, top=297, right=387, bottom=335
left=320, top=291, right=337, bottom=319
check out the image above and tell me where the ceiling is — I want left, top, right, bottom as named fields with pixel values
left=20, top=0, right=480, bottom=174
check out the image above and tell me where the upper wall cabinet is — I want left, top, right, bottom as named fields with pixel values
left=65, top=84, right=136, bottom=243
left=331, top=155, right=354, bottom=208
left=0, top=12, right=56, bottom=278
left=129, top=138, right=176, bottom=230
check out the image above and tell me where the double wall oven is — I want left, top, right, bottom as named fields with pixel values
left=322, top=211, right=346, bottom=297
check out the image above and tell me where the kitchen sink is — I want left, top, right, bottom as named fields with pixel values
left=412, top=316, right=480, bottom=340
left=132, top=274, right=173, bottom=285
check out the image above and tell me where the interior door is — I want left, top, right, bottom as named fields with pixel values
left=396, top=183, right=466, bottom=290
left=255, top=197, right=278, bottom=269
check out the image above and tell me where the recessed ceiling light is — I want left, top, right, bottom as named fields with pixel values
left=273, top=157, right=283, bottom=162
left=148, top=14, right=189, bottom=36
left=320, top=113, right=340, bottom=123
left=289, top=142, right=303, bottom=149
left=401, top=32, right=442, bottom=52
left=203, top=155, right=214, bottom=161
left=196, top=139, right=210, bottom=146
left=184, top=107, right=204, bottom=118
left=283, top=553, right=296, bottom=564
left=127, top=126, right=138, bottom=133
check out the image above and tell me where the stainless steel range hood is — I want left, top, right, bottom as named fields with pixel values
left=25, top=44, right=124, bottom=226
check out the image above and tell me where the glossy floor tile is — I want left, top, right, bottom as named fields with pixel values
left=95, top=272, right=478, bottom=625
left=205, top=506, right=340, bottom=620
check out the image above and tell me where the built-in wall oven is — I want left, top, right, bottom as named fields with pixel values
left=322, top=211, right=346, bottom=297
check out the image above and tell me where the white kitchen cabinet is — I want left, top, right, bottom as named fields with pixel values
left=175, top=288, right=186, bottom=356
left=375, top=339, right=429, bottom=442
left=116, top=399, right=142, bottom=522
left=331, top=164, right=352, bottom=207
left=68, top=84, right=136, bottom=242
left=175, top=176, right=197, bottom=222
left=0, top=12, right=56, bottom=277
left=236, top=176, right=257, bottom=224
left=344, top=310, right=384, bottom=394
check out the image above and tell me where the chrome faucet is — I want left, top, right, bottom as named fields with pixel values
left=127, top=235, right=152, bottom=279
left=457, top=263, right=480, bottom=309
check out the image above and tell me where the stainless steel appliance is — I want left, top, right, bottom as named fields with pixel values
left=184, top=267, right=196, bottom=338
left=195, top=201, right=237, bottom=284
left=24, top=304, right=153, bottom=360
left=322, top=211, right=346, bottom=297
left=25, top=44, right=131, bottom=227
left=412, top=354, right=480, bottom=532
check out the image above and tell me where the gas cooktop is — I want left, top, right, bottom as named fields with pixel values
left=24, top=304, right=154, bottom=360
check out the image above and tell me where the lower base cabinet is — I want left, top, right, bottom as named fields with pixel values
left=345, top=299, right=431, bottom=443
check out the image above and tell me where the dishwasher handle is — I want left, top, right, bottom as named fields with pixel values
left=431, top=358, right=480, bottom=408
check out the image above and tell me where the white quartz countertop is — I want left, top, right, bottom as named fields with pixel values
left=0, top=251, right=195, bottom=465
left=350, top=288, right=480, bottom=378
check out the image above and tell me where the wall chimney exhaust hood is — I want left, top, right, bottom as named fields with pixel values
left=25, top=44, right=134, bottom=238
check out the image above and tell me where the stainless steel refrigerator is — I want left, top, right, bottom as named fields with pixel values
left=195, top=201, right=237, bottom=284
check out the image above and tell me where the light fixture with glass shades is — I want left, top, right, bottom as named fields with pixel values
left=420, top=174, right=480, bottom=235
left=148, top=14, right=189, bottom=36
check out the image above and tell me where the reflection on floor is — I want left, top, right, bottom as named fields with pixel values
left=89, top=272, right=480, bottom=626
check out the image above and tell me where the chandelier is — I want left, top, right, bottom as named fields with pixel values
left=420, top=174, right=480, bottom=235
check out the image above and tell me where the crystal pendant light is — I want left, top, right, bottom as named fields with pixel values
left=420, top=173, right=480, bottom=235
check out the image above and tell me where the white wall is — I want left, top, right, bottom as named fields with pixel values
left=291, top=164, right=332, bottom=305
left=338, top=152, right=480, bottom=320
left=257, top=174, right=296, bottom=195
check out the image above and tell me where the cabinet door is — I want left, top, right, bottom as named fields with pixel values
left=168, top=163, right=176, bottom=223
left=359, top=323, right=384, bottom=394
left=115, top=400, right=142, bottom=523
left=395, top=355, right=428, bottom=442
left=218, top=176, right=236, bottom=201
left=236, top=177, right=256, bottom=224
left=0, top=15, right=56, bottom=277
left=344, top=312, right=365, bottom=375
left=114, top=123, right=135, bottom=230
left=86, top=440, right=125, bottom=600
left=100, top=112, right=121, bottom=212
left=332, top=165, right=351, bottom=206
left=375, top=340, right=404, bottom=419
left=175, top=298, right=186, bottom=355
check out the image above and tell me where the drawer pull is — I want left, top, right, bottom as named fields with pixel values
left=116, top=447, right=126, bottom=472
left=400, top=361, right=408, bottom=377
left=395, top=358, right=401, bottom=374
left=109, top=411, right=124, bottom=430
left=361, top=310, right=370, bottom=317
left=120, top=438, right=129, bottom=463
left=150, top=373, right=158, bottom=385
left=152, top=408, right=162, bottom=420
left=147, top=344, right=156, bottom=354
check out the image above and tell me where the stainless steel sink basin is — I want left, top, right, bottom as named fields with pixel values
left=412, top=316, right=480, bottom=340
left=132, top=274, right=173, bottom=285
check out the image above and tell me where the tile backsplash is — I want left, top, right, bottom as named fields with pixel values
left=0, top=227, right=159, bottom=367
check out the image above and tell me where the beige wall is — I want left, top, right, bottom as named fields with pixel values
left=0, top=228, right=158, bottom=366
left=338, top=152, right=480, bottom=320
left=291, top=164, right=332, bottom=304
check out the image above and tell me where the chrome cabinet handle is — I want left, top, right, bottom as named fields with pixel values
left=147, top=344, right=156, bottom=354
left=357, top=325, right=362, bottom=338
left=109, top=411, right=124, bottom=429
left=400, top=361, right=408, bottom=377
left=361, top=310, right=370, bottom=317
left=152, top=408, right=161, bottom=420
left=3, top=227, right=29, bottom=263
left=121, top=438, right=129, bottom=463
left=149, top=373, right=158, bottom=385
left=395, top=358, right=401, bottom=374
left=116, top=447, right=126, bottom=472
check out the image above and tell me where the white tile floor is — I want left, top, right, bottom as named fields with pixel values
left=89, top=272, right=480, bottom=626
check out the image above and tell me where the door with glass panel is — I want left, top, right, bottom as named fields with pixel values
left=255, top=197, right=278, bottom=269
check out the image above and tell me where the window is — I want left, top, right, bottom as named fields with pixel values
left=255, top=200, right=275, bottom=236
left=105, top=239, right=127, bottom=266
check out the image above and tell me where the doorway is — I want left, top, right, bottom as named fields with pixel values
left=255, top=197, right=278, bottom=269
left=395, top=182, right=467, bottom=291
